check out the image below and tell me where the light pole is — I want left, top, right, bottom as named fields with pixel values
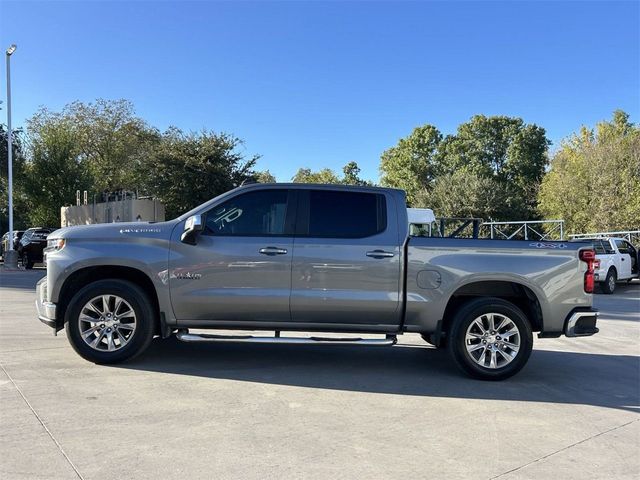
left=4, top=44, right=18, bottom=268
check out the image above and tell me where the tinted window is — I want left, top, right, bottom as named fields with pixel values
left=307, top=190, right=386, bottom=238
left=615, top=240, right=630, bottom=254
left=204, top=190, right=289, bottom=236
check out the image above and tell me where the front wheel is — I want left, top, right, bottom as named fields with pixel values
left=447, top=298, right=533, bottom=381
left=65, top=279, right=156, bottom=364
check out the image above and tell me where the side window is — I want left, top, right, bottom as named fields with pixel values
left=307, top=190, right=386, bottom=238
left=204, top=190, right=289, bottom=236
left=615, top=240, right=629, bottom=255
left=603, top=240, right=615, bottom=254
left=593, top=240, right=606, bottom=255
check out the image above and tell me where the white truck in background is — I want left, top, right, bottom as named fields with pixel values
left=584, top=237, right=640, bottom=293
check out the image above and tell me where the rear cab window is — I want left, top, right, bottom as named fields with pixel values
left=299, top=189, right=387, bottom=238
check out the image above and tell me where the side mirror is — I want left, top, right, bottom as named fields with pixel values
left=181, top=214, right=203, bottom=245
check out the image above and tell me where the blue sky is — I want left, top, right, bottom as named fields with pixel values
left=1, top=0, right=638, bottom=182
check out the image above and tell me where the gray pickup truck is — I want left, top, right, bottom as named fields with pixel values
left=36, top=183, right=599, bottom=380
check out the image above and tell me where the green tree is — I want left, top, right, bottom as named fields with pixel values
left=67, top=99, right=159, bottom=192
left=414, top=170, right=508, bottom=220
left=437, top=115, right=549, bottom=219
left=342, top=161, right=370, bottom=186
left=379, top=125, right=442, bottom=205
left=255, top=170, right=277, bottom=183
left=539, top=110, right=640, bottom=233
left=23, top=116, right=93, bottom=227
left=292, top=161, right=370, bottom=185
left=140, top=127, right=258, bottom=219
left=380, top=116, right=549, bottom=217
left=0, top=125, right=29, bottom=231
left=292, top=167, right=341, bottom=184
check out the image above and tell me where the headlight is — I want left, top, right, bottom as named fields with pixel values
left=47, top=238, right=66, bottom=251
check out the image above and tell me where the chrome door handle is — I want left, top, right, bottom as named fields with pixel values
left=259, top=247, right=288, bottom=256
left=366, top=250, right=395, bottom=259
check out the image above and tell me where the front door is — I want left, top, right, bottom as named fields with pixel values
left=290, top=189, right=402, bottom=329
left=169, top=188, right=295, bottom=323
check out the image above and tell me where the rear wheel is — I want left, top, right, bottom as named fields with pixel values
left=65, top=279, right=155, bottom=364
left=601, top=269, right=616, bottom=294
left=447, top=298, right=533, bottom=380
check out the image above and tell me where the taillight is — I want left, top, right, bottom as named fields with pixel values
left=579, top=249, right=596, bottom=293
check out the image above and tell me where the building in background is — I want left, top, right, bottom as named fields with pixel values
left=60, top=190, right=165, bottom=227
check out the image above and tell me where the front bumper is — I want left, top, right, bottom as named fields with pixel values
left=564, top=308, right=599, bottom=337
left=35, top=277, right=57, bottom=331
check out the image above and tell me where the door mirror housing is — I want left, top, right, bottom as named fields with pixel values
left=181, top=215, right=204, bottom=245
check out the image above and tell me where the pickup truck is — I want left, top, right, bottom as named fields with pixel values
left=579, top=237, right=639, bottom=294
left=36, top=183, right=599, bottom=380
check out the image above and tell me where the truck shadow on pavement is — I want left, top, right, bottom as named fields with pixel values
left=117, top=338, right=640, bottom=413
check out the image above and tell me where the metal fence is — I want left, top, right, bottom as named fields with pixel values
left=482, top=220, right=565, bottom=241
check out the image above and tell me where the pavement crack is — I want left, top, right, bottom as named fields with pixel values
left=490, top=418, right=640, bottom=479
left=0, top=362, right=85, bottom=480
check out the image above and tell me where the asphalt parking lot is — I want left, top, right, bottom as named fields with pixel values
left=1, top=269, right=638, bottom=480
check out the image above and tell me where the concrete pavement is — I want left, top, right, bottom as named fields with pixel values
left=1, top=270, right=638, bottom=479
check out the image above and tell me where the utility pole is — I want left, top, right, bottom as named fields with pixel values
left=4, top=44, right=18, bottom=269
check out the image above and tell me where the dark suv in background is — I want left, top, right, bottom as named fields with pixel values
left=1, top=230, right=25, bottom=259
left=18, top=228, right=55, bottom=269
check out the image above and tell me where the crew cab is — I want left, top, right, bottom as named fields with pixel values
left=584, top=237, right=639, bottom=294
left=36, top=184, right=599, bottom=380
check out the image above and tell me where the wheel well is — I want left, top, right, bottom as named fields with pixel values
left=441, top=281, right=543, bottom=335
left=56, top=266, right=160, bottom=331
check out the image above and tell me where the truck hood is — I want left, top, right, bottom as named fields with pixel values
left=50, top=220, right=179, bottom=241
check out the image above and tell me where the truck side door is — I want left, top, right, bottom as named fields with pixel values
left=290, top=188, right=402, bottom=329
left=169, top=188, right=295, bottom=323
left=614, top=239, right=633, bottom=279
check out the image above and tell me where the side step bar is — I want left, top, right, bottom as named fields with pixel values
left=176, top=331, right=397, bottom=346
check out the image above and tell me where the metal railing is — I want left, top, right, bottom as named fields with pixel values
left=482, top=220, right=565, bottom=241
left=570, top=230, right=640, bottom=245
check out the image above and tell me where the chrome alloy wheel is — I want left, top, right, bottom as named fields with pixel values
left=608, top=274, right=616, bottom=292
left=78, top=295, right=137, bottom=352
left=464, top=313, right=521, bottom=369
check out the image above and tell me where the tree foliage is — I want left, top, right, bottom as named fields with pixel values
left=380, top=116, right=549, bottom=218
left=414, top=170, right=508, bottom=219
left=539, top=110, right=640, bottom=233
left=292, top=161, right=370, bottom=185
left=139, top=127, right=257, bottom=219
left=23, top=116, right=93, bottom=227
left=255, top=170, right=277, bottom=183
left=379, top=125, right=442, bottom=204
left=0, top=125, right=29, bottom=231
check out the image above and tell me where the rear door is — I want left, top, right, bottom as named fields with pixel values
left=169, top=188, right=295, bottom=323
left=290, top=188, right=402, bottom=329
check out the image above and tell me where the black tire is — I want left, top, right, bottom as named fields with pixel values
left=23, top=253, right=34, bottom=270
left=601, top=269, right=616, bottom=294
left=447, top=297, right=533, bottom=381
left=65, top=279, right=156, bottom=364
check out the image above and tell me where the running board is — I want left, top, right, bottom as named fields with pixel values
left=175, top=331, right=397, bottom=346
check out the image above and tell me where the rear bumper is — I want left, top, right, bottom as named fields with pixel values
left=564, top=308, right=599, bottom=337
left=35, top=277, right=57, bottom=330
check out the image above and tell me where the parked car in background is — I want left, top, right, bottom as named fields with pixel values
left=1, top=230, right=25, bottom=259
left=582, top=237, right=640, bottom=293
left=18, top=228, right=55, bottom=269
